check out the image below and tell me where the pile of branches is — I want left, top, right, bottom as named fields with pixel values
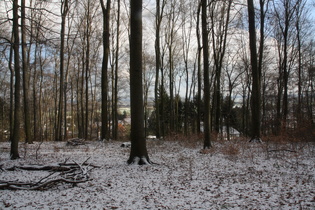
left=0, top=158, right=99, bottom=190
left=66, top=138, right=86, bottom=146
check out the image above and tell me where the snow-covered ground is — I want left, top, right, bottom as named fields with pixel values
left=0, top=139, right=314, bottom=209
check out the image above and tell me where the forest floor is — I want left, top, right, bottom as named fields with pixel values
left=0, top=138, right=314, bottom=209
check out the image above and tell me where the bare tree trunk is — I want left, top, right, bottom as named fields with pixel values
left=196, top=2, right=202, bottom=134
left=39, top=48, right=44, bottom=141
left=181, top=1, right=193, bottom=136
left=210, top=1, right=231, bottom=139
left=80, top=57, right=85, bottom=138
left=56, top=0, right=69, bottom=141
left=164, top=0, right=179, bottom=134
left=70, top=80, right=75, bottom=138
left=154, top=0, right=165, bottom=139
left=33, top=35, right=38, bottom=142
left=169, top=46, right=174, bottom=133
left=85, top=2, right=91, bottom=140
left=11, top=0, right=21, bottom=159
left=257, top=0, right=269, bottom=137
left=273, top=0, right=298, bottom=133
left=21, top=0, right=33, bottom=144
left=295, top=0, right=306, bottom=125
left=247, top=0, right=261, bottom=141
left=113, top=0, right=120, bottom=140
left=128, top=0, right=150, bottom=165
left=202, top=0, right=211, bottom=149
left=76, top=58, right=83, bottom=138
left=9, top=34, right=14, bottom=143
left=100, top=0, right=110, bottom=141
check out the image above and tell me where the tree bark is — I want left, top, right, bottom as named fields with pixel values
left=128, top=0, right=150, bottom=165
left=11, top=0, right=21, bottom=159
left=154, top=0, right=165, bottom=139
left=196, top=2, right=202, bottom=134
left=100, top=0, right=111, bottom=141
left=56, top=0, right=69, bottom=141
left=113, top=0, right=120, bottom=140
left=202, top=0, right=211, bottom=149
left=85, top=1, right=91, bottom=140
left=247, top=0, right=261, bottom=140
left=21, top=0, right=33, bottom=144
left=9, top=34, right=14, bottom=143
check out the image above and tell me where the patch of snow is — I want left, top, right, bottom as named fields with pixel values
left=120, top=142, right=131, bottom=148
left=0, top=140, right=314, bottom=209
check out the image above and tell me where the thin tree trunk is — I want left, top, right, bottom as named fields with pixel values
left=11, top=0, right=21, bottom=159
left=210, top=1, right=231, bottom=138
left=21, top=0, right=32, bottom=144
left=80, top=55, right=85, bottom=138
left=202, top=0, right=211, bottom=149
left=113, top=0, right=120, bottom=140
left=100, top=0, right=110, bottom=141
left=56, top=0, right=69, bottom=141
left=85, top=2, right=90, bottom=140
left=257, top=0, right=268, bottom=136
left=9, top=33, right=14, bottom=142
left=196, top=2, right=202, bottom=134
left=39, top=47, right=44, bottom=141
left=154, top=0, right=164, bottom=139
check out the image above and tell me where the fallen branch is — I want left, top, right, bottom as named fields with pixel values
left=267, top=149, right=297, bottom=153
left=66, top=138, right=86, bottom=146
left=5, top=165, right=71, bottom=172
left=0, top=158, right=99, bottom=190
left=0, top=178, right=88, bottom=190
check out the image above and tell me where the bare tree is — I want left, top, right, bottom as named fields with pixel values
left=273, top=0, right=299, bottom=132
left=294, top=0, right=309, bottom=125
left=154, top=0, right=166, bottom=139
left=180, top=0, right=194, bottom=135
left=164, top=0, right=181, bottom=133
left=224, top=50, right=244, bottom=141
left=143, top=53, right=155, bottom=137
left=209, top=0, right=232, bottom=139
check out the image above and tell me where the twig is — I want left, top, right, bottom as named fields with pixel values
left=34, top=171, right=57, bottom=185
left=267, top=149, right=297, bottom=153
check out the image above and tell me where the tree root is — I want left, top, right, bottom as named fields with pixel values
left=127, top=156, right=151, bottom=165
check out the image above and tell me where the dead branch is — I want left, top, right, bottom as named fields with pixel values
left=0, top=158, right=99, bottom=190
left=0, top=178, right=89, bottom=190
left=267, top=149, right=297, bottom=153
left=5, top=165, right=71, bottom=172
left=66, top=138, right=86, bottom=146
